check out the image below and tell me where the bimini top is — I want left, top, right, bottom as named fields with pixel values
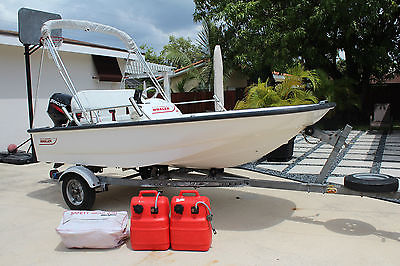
left=40, top=18, right=170, bottom=108
left=41, top=19, right=137, bottom=53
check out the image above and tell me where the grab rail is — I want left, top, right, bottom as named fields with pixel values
left=129, top=97, right=151, bottom=120
left=174, top=95, right=227, bottom=112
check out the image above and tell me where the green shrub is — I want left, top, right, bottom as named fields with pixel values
left=235, top=63, right=319, bottom=109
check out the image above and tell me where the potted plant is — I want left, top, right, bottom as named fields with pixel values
left=235, top=63, right=320, bottom=161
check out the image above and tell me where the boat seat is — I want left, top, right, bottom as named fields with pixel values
left=70, top=89, right=140, bottom=123
left=70, top=89, right=136, bottom=112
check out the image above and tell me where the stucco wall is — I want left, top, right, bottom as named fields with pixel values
left=170, top=69, right=248, bottom=93
left=170, top=75, right=200, bottom=92
left=0, top=43, right=120, bottom=151
left=225, top=70, right=248, bottom=90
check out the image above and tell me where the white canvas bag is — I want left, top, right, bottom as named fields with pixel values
left=56, top=210, right=129, bottom=248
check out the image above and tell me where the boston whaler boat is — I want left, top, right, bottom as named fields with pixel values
left=31, top=19, right=334, bottom=169
left=27, top=18, right=336, bottom=209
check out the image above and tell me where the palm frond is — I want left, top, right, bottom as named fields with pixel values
left=286, top=63, right=320, bottom=90
left=234, top=64, right=320, bottom=109
left=197, top=20, right=211, bottom=54
left=164, top=48, right=192, bottom=68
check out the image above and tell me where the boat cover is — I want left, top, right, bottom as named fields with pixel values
left=41, top=19, right=137, bottom=52
left=56, top=210, right=129, bottom=248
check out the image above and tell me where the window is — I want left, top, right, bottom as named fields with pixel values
left=92, top=55, right=122, bottom=82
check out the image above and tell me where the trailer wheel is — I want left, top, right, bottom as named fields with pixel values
left=344, top=173, right=399, bottom=193
left=62, top=174, right=96, bottom=210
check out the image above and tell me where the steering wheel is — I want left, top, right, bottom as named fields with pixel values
left=141, top=87, right=159, bottom=101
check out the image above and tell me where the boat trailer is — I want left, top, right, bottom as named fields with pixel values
left=54, top=124, right=400, bottom=210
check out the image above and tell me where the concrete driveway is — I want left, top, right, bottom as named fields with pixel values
left=1, top=160, right=400, bottom=265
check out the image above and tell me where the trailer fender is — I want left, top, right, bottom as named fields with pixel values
left=59, top=166, right=101, bottom=188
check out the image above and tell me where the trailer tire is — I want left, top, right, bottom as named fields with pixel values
left=62, top=174, right=96, bottom=210
left=344, top=173, right=399, bottom=193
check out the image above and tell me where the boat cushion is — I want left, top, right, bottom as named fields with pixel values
left=70, top=89, right=135, bottom=112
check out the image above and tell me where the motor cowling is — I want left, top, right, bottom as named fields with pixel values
left=47, top=93, right=72, bottom=127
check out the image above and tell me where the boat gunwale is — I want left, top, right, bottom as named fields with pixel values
left=28, top=102, right=335, bottom=133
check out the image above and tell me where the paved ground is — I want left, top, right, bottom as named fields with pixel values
left=1, top=130, right=400, bottom=265
left=245, top=130, right=400, bottom=186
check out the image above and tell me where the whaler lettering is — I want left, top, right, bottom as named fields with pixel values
left=152, top=106, right=170, bottom=112
left=39, top=138, right=57, bottom=145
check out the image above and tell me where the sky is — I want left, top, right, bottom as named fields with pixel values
left=0, top=0, right=200, bottom=52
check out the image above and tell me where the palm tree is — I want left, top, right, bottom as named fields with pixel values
left=161, top=36, right=202, bottom=68
left=195, top=19, right=217, bottom=90
left=162, top=19, right=228, bottom=92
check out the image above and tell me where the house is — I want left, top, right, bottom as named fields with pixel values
left=157, top=60, right=288, bottom=112
left=0, top=29, right=173, bottom=151
left=368, top=74, right=400, bottom=122
left=162, top=59, right=287, bottom=94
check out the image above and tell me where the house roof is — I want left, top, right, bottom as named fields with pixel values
left=156, top=60, right=291, bottom=84
left=174, top=59, right=206, bottom=74
left=0, top=29, right=130, bottom=58
left=156, top=59, right=206, bottom=80
left=0, top=29, right=127, bottom=52
left=382, top=75, right=400, bottom=84
left=0, top=29, right=174, bottom=76
left=370, top=74, right=400, bottom=85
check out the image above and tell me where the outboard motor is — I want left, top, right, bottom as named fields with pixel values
left=47, top=93, right=72, bottom=127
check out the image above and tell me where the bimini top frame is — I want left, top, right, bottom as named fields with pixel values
left=40, top=19, right=170, bottom=117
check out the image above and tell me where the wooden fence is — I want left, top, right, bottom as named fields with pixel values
left=171, top=89, right=245, bottom=114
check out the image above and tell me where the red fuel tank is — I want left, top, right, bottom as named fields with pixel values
left=130, top=190, right=170, bottom=250
left=170, top=190, right=214, bottom=251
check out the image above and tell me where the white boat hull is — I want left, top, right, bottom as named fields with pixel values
left=30, top=103, right=334, bottom=169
